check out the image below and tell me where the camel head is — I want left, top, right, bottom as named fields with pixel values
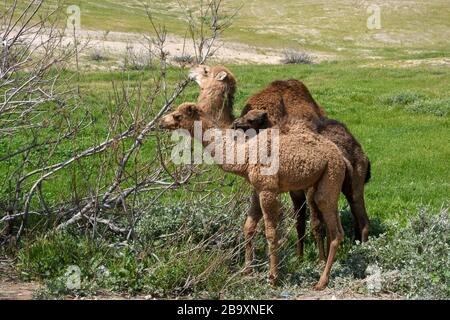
left=232, top=110, right=271, bottom=131
left=189, top=65, right=236, bottom=109
left=189, top=65, right=235, bottom=89
left=159, top=103, right=202, bottom=131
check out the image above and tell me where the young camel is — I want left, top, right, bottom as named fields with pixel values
left=234, top=110, right=370, bottom=260
left=189, top=65, right=370, bottom=257
left=238, top=79, right=371, bottom=247
left=159, top=102, right=347, bottom=290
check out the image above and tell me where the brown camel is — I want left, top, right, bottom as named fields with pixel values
left=160, top=102, right=347, bottom=290
left=234, top=110, right=371, bottom=255
left=236, top=85, right=371, bottom=248
left=189, top=65, right=370, bottom=257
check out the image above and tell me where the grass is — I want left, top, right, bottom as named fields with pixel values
left=2, top=60, right=450, bottom=299
left=2, top=61, right=449, bottom=224
left=34, top=0, right=450, bottom=59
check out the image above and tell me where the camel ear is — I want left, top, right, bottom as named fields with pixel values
left=215, top=71, right=227, bottom=81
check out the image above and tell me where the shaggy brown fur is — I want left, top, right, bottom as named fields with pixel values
left=234, top=110, right=371, bottom=250
left=160, top=103, right=347, bottom=290
left=238, top=78, right=370, bottom=247
left=240, top=79, right=327, bottom=126
left=188, top=64, right=369, bottom=262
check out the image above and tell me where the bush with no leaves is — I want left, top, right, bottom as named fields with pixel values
left=281, top=49, right=314, bottom=65
left=89, top=50, right=109, bottom=62
left=172, top=54, right=194, bottom=65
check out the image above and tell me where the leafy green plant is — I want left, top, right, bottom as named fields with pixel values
left=135, top=202, right=239, bottom=247
left=380, top=91, right=423, bottom=105
left=346, top=206, right=450, bottom=299
left=407, top=98, right=450, bottom=117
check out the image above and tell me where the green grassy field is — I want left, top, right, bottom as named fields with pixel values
left=10, top=60, right=449, bottom=298
left=2, top=0, right=449, bottom=299
left=3, top=62, right=448, bottom=222
left=77, top=62, right=450, bottom=220
left=42, top=0, right=450, bottom=58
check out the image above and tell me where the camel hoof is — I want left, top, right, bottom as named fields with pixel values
left=268, top=275, right=278, bottom=287
left=313, top=282, right=327, bottom=291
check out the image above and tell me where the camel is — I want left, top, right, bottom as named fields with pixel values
left=233, top=110, right=371, bottom=237
left=159, top=102, right=347, bottom=290
left=189, top=65, right=371, bottom=258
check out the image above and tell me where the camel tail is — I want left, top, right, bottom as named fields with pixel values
left=343, top=157, right=353, bottom=183
left=365, top=160, right=371, bottom=184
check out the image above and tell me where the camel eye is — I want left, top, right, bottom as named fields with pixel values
left=173, top=114, right=182, bottom=121
left=203, top=68, right=208, bottom=74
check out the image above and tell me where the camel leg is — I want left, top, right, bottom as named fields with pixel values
left=352, top=168, right=370, bottom=242
left=312, top=175, right=344, bottom=291
left=289, top=190, right=307, bottom=258
left=243, top=190, right=263, bottom=274
left=344, top=167, right=370, bottom=243
left=306, top=189, right=326, bottom=262
left=259, top=191, right=281, bottom=286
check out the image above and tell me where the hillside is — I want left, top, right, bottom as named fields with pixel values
left=51, top=0, right=450, bottom=59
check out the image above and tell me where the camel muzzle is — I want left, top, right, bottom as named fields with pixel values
left=232, top=120, right=250, bottom=131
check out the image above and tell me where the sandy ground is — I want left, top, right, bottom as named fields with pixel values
left=0, top=260, right=396, bottom=300
left=0, top=260, right=40, bottom=300
left=67, top=29, right=334, bottom=66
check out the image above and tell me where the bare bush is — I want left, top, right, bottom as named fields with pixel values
left=122, top=44, right=153, bottom=70
left=172, top=54, right=194, bottom=66
left=89, top=50, right=108, bottom=62
left=0, top=0, right=235, bottom=246
left=281, top=49, right=314, bottom=64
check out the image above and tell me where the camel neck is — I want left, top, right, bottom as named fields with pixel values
left=189, top=120, right=247, bottom=176
left=197, top=88, right=235, bottom=128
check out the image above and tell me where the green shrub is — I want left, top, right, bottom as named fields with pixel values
left=406, top=98, right=450, bottom=117
left=17, top=232, right=108, bottom=281
left=281, top=49, right=313, bottom=64
left=17, top=205, right=450, bottom=299
left=172, top=55, right=194, bottom=65
left=135, top=203, right=238, bottom=246
left=346, top=206, right=450, bottom=299
left=380, top=91, right=423, bottom=105
left=380, top=91, right=449, bottom=117
left=17, top=230, right=236, bottom=298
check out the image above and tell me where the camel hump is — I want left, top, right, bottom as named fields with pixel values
left=241, top=78, right=326, bottom=122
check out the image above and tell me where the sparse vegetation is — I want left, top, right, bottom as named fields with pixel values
left=89, top=50, right=109, bottom=62
left=172, top=55, right=194, bottom=65
left=281, top=49, right=314, bottom=65
left=122, top=45, right=153, bottom=70
left=380, top=91, right=450, bottom=117
left=1, top=0, right=449, bottom=300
